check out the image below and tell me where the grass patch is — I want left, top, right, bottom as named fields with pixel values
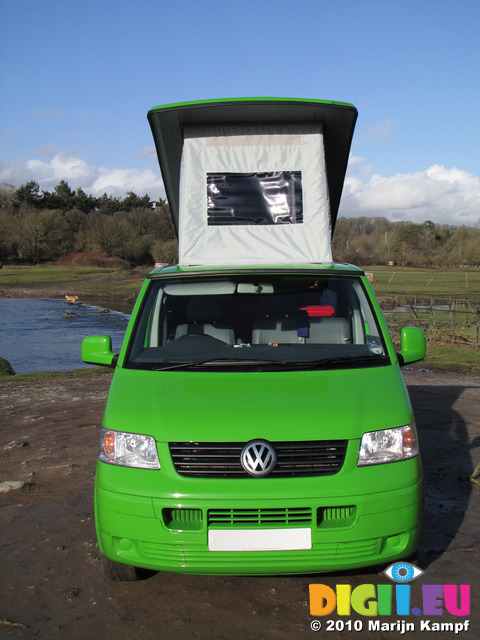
left=0, top=264, right=147, bottom=302
left=366, top=267, right=480, bottom=374
left=4, top=264, right=479, bottom=299
left=364, top=266, right=480, bottom=297
left=0, top=265, right=119, bottom=284
left=421, top=344, right=480, bottom=375
left=0, top=366, right=113, bottom=385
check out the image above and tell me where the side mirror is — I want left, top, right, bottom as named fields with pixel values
left=81, top=335, right=117, bottom=367
left=397, top=327, right=426, bottom=366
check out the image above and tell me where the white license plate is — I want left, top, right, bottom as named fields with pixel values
left=208, top=528, right=312, bottom=552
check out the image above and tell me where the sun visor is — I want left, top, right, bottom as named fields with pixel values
left=178, top=124, right=332, bottom=265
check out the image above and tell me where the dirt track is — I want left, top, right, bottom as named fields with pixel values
left=0, top=368, right=479, bottom=639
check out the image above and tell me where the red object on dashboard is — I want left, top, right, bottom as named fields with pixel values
left=300, top=305, right=335, bottom=317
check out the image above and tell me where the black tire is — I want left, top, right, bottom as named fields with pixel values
left=101, top=555, right=156, bottom=581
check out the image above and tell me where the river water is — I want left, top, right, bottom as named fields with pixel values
left=0, top=298, right=131, bottom=374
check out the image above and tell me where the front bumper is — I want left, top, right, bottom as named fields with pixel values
left=95, top=463, right=423, bottom=575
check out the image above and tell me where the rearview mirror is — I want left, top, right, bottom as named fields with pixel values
left=397, top=327, right=426, bottom=366
left=82, top=335, right=117, bottom=367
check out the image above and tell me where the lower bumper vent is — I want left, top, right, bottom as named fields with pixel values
left=208, top=507, right=312, bottom=528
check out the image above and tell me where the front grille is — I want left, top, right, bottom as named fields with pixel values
left=169, top=440, right=347, bottom=478
left=208, top=507, right=312, bottom=527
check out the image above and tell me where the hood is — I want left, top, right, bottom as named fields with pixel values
left=104, top=365, right=411, bottom=443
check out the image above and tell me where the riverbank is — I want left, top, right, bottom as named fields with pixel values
left=0, top=264, right=148, bottom=305
left=0, top=368, right=478, bottom=639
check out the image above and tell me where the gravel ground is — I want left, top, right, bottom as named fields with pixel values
left=0, top=368, right=479, bottom=639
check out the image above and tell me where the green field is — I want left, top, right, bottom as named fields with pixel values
left=365, top=266, right=480, bottom=297
left=2, top=264, right=479, bottom=296
left=0, top=264, right=148, bottom=303
left=1, top=264, right=121, bottom=284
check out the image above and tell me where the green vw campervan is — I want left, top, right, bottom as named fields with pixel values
left=82, top=98, right=426, bottom=580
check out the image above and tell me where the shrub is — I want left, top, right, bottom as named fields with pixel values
left=56, top=251, right=131, bottom=270
left=0, top=357, right=15, bottom=376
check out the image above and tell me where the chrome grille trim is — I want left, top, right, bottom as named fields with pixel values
left=169, top=440, right=347, bottom=478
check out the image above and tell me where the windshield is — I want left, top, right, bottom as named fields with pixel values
left=124, top=273, right=388, bottom=371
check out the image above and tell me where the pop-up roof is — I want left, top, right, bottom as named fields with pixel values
left=148, top=98, right=357, bottom=266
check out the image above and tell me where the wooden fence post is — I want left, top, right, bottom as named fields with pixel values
left=477, top=302, right=479, bottom=347
left=452, top=298, right=456, bottom=344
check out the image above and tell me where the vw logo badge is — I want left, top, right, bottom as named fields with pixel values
left=241, top=440, right=277, bottom=477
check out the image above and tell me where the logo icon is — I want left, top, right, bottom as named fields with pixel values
left=241, top=440, right=277, bottom=476
left=384, top=561, right=424, bottom=583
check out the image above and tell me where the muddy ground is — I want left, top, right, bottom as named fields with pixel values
left=0, top=368, right=479, bottom=639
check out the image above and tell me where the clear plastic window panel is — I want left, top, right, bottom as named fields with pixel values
left=207, top=172, right=303, bottom=225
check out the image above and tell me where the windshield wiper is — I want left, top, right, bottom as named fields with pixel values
left=145, top=354, right=387, bottom=372
left=288, top=354, right=388, bottom=370
left=152, top=357, right=284, bottom=371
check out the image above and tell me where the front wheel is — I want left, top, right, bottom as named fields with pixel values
left=101, top=555, right=156, bottom=581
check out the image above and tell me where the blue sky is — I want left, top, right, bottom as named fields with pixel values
left=1, top=0, right=479, bottom=225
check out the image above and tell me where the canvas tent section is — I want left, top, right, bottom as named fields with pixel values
left=147, top=99, right=358, bottom=266
left=179, top=124, right=331, bottom=265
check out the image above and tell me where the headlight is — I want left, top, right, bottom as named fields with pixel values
left=99, top=427, right=160, bottom=469
left=358, top=424, right=419, bottom=466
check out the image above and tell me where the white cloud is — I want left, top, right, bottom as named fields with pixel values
left=92, top=168, right=163, bottom=197
left=343, top=155, right=373, bottom=180
left=26, top=154, right=96, bottom=185
left=342, top=158, right=480, bottom=227
left=359, top=118, right=394, bottom=143
left=0, top=152, right=165, bottom=200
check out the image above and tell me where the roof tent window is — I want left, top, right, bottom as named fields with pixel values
left=207, top=171, right=303, bottom=226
